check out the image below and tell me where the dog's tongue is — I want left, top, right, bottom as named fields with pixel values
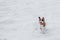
left=40, top=22, right=43, bottom=25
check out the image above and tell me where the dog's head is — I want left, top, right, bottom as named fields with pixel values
left=38, top=17, right=45, bottom=21
left=38, top=17, right=46, bottom=27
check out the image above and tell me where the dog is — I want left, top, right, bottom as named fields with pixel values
left=38, top=17, right=46, bottom=33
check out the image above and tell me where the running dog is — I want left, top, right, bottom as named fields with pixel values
left=38, top=17, right=46, bottom=33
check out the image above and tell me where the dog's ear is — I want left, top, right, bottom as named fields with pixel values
left=38, top=17, right=41, bottom=21
left=42, top=17, right=45, bottom=21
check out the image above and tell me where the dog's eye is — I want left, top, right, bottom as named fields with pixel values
left=42, top=19, right=44, bottom=21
